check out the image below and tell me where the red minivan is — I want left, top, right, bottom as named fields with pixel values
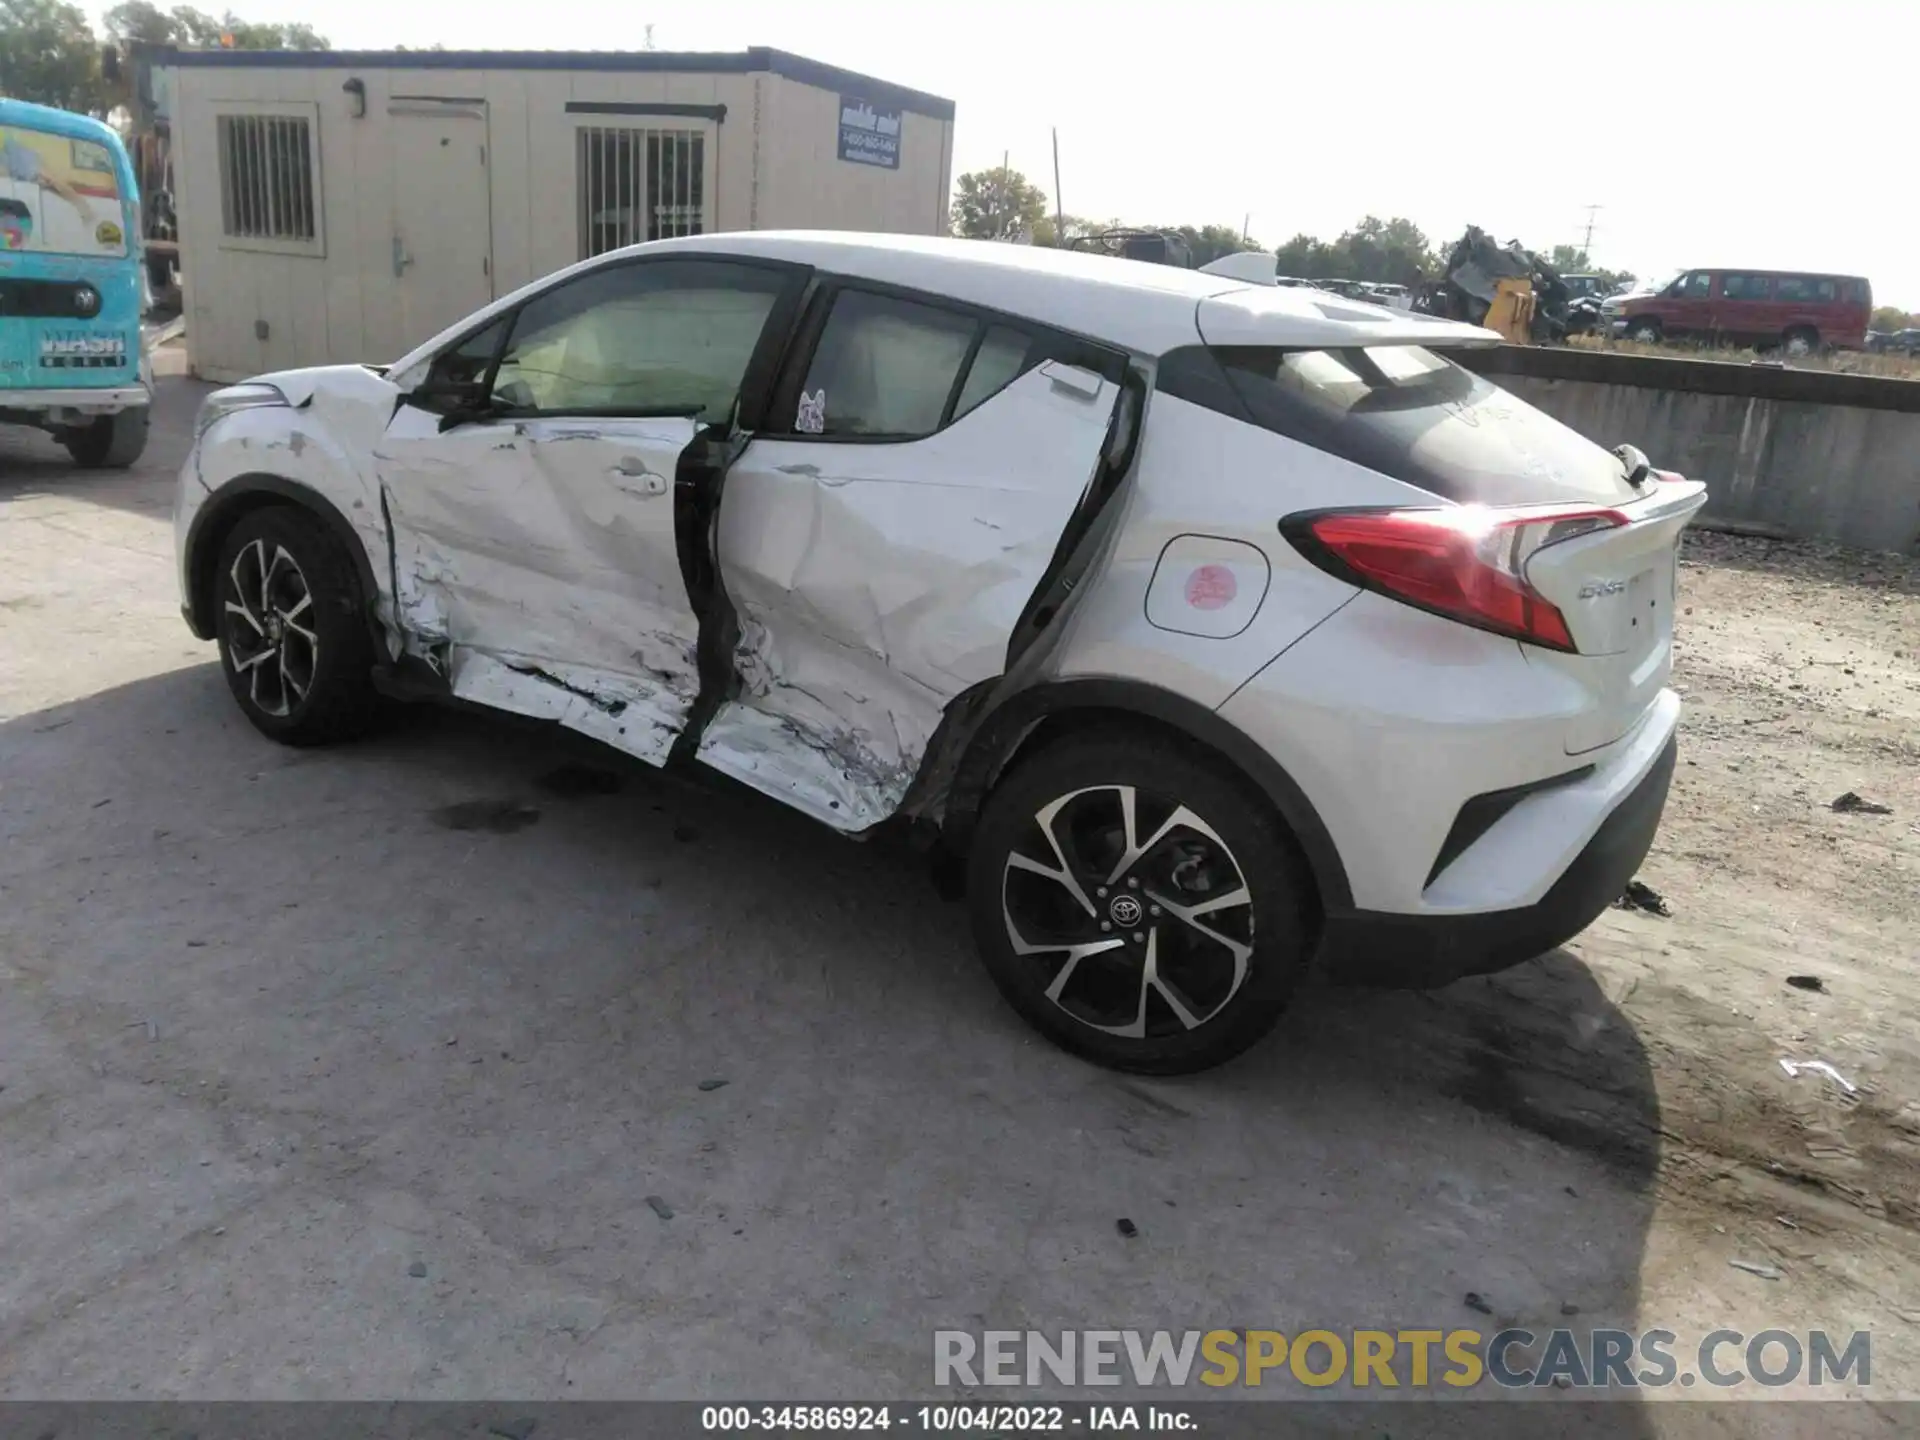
left=1606, top=269, right=1872, bottom=354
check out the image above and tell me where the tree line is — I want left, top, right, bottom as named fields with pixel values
left=0, top=0, right=327, bottom=115
left=950, top=165, right=1637, bottom=289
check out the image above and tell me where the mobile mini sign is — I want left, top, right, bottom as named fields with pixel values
left=837, top=96, right=901, bottom=170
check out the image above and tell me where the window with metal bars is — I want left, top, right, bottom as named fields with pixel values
left=576, top=127, right=705, bottom=259
left=216, top=114, right=317, bottom=244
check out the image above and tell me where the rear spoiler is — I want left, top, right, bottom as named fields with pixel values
left=1198, top=287, right=1502, bottom=350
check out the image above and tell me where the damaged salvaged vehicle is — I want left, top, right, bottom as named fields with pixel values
left=175, top=233, right=1705, bottom=1073
left=1418, top=226, right=1575, bottom=345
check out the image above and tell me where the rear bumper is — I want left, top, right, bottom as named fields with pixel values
left=1318, top=734, right=1677, bottom=987
left=0, top=385, right=150, bottom=412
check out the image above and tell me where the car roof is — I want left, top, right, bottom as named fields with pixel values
left=667, top=233, right=1499, bottom=351
left=391, top=231, right=1497, bottom=375
left=654, top=231, right=1253, bottom=353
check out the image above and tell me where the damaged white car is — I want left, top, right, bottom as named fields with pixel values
left=175, top=232, right=1704, bottom=1073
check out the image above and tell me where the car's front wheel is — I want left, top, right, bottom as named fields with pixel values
left=215, top=506, right=382, bottom=746
left=967, top=731, right=1313, bottom=1074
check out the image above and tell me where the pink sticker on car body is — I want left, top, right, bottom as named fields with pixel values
left=1185, top=564, right=1237, bottom=611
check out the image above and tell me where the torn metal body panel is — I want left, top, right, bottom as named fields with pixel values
left=445, top=649, right=684, bottom=760
left=704, top=363, right=1122, bottom=831
left=374, top=404, right=705, bottom=766
left=183, top=365, right=406, bottom=638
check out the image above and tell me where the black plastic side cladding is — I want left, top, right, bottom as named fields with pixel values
left=927, top=677, right=1354, bottom=916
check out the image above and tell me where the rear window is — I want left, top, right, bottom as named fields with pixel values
left=1157, top=344, right=1638, bottom=506
left=1, top=121, right=126, bottom=257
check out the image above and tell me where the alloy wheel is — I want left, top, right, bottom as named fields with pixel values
left=1000, top=784, right=1255, bottom=1039
left=223, top=538, right=318, bottom=718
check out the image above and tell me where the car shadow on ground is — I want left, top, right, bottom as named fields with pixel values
left=0, top=664, right=1663, bottom=1427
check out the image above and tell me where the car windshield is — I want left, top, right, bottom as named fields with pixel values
left=0, top=121, right=126, bottom=257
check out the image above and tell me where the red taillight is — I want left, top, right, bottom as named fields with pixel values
left=1285, top=505, right=1627, bottom=652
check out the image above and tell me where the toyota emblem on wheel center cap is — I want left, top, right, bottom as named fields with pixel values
left=1109, top=894, right=1144, bottom=928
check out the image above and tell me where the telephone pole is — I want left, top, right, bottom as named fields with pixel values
left=1580, top=204, right=1602, bottom=256
left=1052, top=129, right=1064, bottom=240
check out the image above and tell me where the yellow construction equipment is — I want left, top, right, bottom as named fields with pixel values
left=1480, top=277, right=1537, bottom=344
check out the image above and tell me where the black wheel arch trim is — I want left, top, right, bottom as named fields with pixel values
left=934, top=676, right=1353, bottom=913
left=183, top=475, right=386, bottom=650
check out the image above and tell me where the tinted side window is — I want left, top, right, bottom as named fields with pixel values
left=1157, top=344, right=1636, bottom=507
left=1843, top=278, right=1871, bottom=305
left=1721, top=274, right=1773, bottom=302
left=793, top=290, right=978, bottom=438
left=491, top=259, right=786, bottom=421
left=1775, top=276, right=1836, bottom=303
left=1675, top=272, right=1712, bottom=299
left=953, top=324, right=1037, bottom=421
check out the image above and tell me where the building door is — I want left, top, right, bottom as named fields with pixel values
left=389, top=99, right=494, bottom=352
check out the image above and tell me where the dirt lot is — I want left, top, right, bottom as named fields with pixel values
left=1, top=378, right=1916, bottom=1427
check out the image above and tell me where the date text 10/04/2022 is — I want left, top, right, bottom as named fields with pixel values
left=701, top=1405, right=1195, bottom=1431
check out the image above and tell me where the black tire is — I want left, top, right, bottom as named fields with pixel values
left=63, top=408, right=150, bottom=469
left=966, top=730, right=1314, bottom=1074
left=215, top=505, right=383, bottom=746
left=1624, top=319, right=1662, bottom=345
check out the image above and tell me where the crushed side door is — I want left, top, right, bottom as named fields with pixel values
left=372, top=254, right=808, bottom=766
left=701, top=356, right=1124, bottom=831
left=376, top=403, right=709, bottom=764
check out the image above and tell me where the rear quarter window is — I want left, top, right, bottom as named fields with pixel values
left=1157, top=344, right=1638, bottom=507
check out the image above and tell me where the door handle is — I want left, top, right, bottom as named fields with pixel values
left=392, top=234, right=414, bottom=277
left=1039, top=359, right=1104, bottom=401
left=610, top=459, right=669, bottom=497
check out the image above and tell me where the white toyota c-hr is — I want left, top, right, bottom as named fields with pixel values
left=175, top=232, right=1704, bottom=1073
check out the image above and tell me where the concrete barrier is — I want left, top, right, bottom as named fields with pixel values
left=1458, top=347, right=1920, bottom=554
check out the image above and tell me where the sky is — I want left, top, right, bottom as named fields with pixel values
left=97, top=0, right=1920, bottom=308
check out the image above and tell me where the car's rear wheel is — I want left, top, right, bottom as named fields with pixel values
left=215, top=506, right=382, bottom=746
left=62, top=408, right=150, bottom=469
left=1783, top=326, right=1820, bottom=357
left=1624, top=319, right=1662, bottom=345
left=966, top=732, right=1313, bottom=1074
